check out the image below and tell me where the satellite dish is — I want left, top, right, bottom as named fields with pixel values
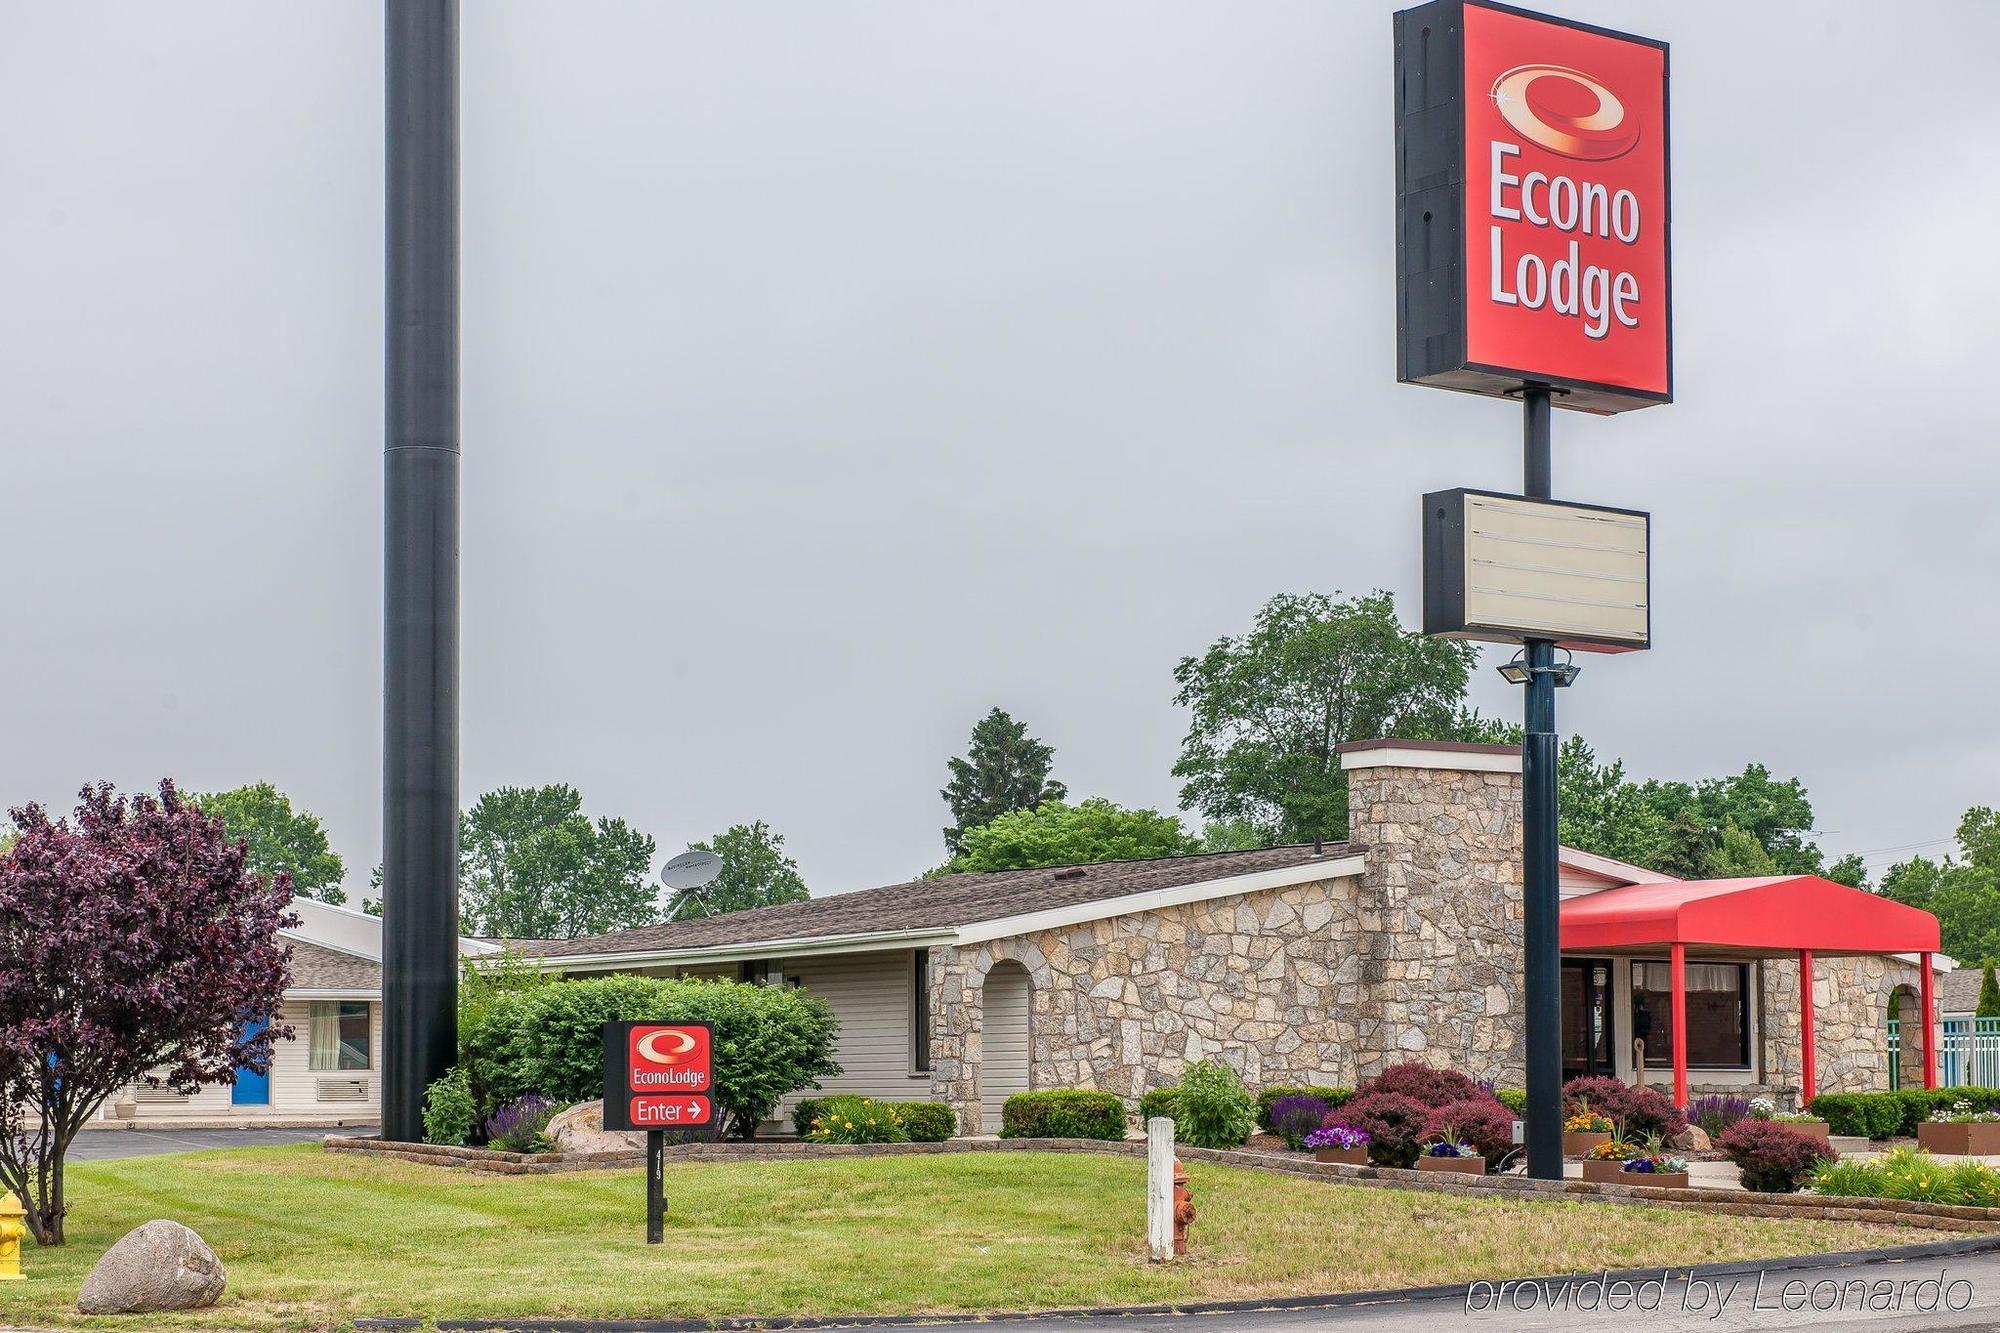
left=661, top=849, right=723, bottom=892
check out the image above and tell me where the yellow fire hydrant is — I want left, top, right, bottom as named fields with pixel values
left=0, top=1189, right=27, bottom=1281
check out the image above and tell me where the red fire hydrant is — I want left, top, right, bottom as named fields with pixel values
left=1172, top=1160, right=1195, bottom=1256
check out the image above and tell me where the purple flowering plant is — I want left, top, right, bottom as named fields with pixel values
left=486, top=1093, right=561, bottom=1153
left=1304, top=1125, right=1370, bottom=1151
left=1423, top=1135, right=1476, bottom=1158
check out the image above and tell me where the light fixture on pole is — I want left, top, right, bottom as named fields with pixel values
left=1497, top=648, right=1581, bottom=688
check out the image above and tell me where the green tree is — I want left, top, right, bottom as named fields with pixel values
left=188, top=782, right=347, bottom=903
left=1556, top=737, right=1669, bottom=867
left=940, top=798, right=1200, bottom=874
left=941, top=708, right=1067, bottom=856
left=1881, top=808, right=2000, bottom=964
left=457, top=784, right=658, bottom=940
left=1197, top=818, right=1267, bottom=853
left=673, top=821, right=811, bottom=919
left=1978, top=961, right=2000, bottom=1020
left=1172, top=590, right=1489, bottom=844
left=1825, top=853, right=1869, bottom=889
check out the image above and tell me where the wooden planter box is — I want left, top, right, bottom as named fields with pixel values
left=1918, top=1121, right=2000, bottom=1155
left=1416, top=1154, right=1486, bottom=1175
left=1775, top=1119, right=1830, bottom=1143
left=1563, top=1131, right=1612, bottom=1157
left=1581, top=1158, right=1637, bottom=1183
left=1313, top=1146, right=1369, bottom=1166
left=1614, top=1169, right=1690, bottom=1189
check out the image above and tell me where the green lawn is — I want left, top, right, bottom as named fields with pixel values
left=2, top=1146, right=1914, bottom=1331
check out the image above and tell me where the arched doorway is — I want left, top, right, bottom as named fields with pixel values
left=980, top=961, right=1032, bottom=1134
left=1890, top=984, right=1924, bottom=1090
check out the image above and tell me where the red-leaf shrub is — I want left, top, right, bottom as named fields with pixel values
left=1562, top=1075, right=1688, bottom=1140
left=1423, top=1096, right=1517, bottom=1169
left=1716, top=1120, right=1837, bottom=1193
left=0, top=783, right=295, bottom=1244
left=1330, top=1091, right=1429, bottom=1168
left=1359, top=1062, right=1487, bottom=1109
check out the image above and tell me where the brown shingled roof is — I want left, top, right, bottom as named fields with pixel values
left=508, top=843, right=1361, bottom=961
left=285, top=937, right=382, bottom=993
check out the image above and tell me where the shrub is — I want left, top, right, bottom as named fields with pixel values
left=1717, top=1119, right=1836, bottom=1193
left=1359, top=1062, right=1485, bottom=1109
left=461, top=973, right=841, bottom=1138
left=1811, top=1146, right=2000, bottom=1206
left=486, top=1093, right=562, bottom=1153
left=1807, top=1087, right=2000, bottom=1140
left=1492, top=1087, right=1527, bottom=1115
left=1001, top=1090, right=1125, bottom=1140
left=805, top=1096, right=909, bottom=1144
left=1561, top=1075, right=1687, bottom=1139
left=1138, top=1087, right=1181, bottom=1123
left=1254, top=1085, right=1352, bottom=1130
left=1267, top=1095, right=1332, bottom=1151
left=1175, top=1060, right=1257, bottom=1149
left=1686, top=1094, right=1752, bottom=1140
left=1331, top=1091, right=1429, bottom=1168
left=896, top=1101, right=958, bottom=1142
left=422, top=1066, right=479, bottom=1147
left=1423, top=1096, right=1515, bottom=1169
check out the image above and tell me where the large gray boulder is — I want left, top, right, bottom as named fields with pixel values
left=76, top=1220, right=226, bottom=1314
left=546, top=1099, right=646, bottom=1155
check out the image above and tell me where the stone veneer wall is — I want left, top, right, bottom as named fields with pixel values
left=1760, top=954, right=1928, bottom=1103
left=926, top=874, right=1366, bottom=1133
left=1341, top=760, right=1526, bottom=1085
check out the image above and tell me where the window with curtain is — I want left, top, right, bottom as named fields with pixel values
left=1632, top=961, right=1749, bottom=1069
left=309, top=1001, right=372, bottom=1071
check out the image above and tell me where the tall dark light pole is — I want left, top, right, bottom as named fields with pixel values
left=1519, top=385, right=1561, bottom=1181
left=382, top=0, right=460, bottom=1144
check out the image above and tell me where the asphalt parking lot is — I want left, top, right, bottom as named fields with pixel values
left=68, top=1126, right=376, bottom=1161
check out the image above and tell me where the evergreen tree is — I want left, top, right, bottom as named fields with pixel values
left=941, top=708, right=1066, bottom=856
left=1979, top=961, right=2000, bottom=1020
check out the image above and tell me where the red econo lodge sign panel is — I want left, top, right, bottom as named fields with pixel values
left=601, top=1021, right=716, bottom=1132
left=1395, top=1, right=1670, bottom=414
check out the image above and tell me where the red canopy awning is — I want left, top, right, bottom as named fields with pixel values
left=1560, top=875, right=1940, bottom=956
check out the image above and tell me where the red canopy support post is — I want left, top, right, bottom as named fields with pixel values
left=1799, top=949, right=1816, bottom=1107
left=1670, top=942, right=1688, bottom=1109
left=1921, top=952, right=1938, bottom=1090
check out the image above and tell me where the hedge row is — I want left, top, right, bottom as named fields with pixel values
left=1807, top=1086, right=2000, bottom=1139
left=791, top=1095, right=957, bottom=1142
left=1000, top=1090, right=1126, bottom=1140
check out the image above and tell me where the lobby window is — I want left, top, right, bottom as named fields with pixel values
left=912, top=949, right=932, bottom=1074
left=309, top=1000, right=371, bottom=1072
left=1632, top=962, right=1749, bottom=1069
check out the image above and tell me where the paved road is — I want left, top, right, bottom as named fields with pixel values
left=804, top=1250, right=2000, bottom=1333
left=68, top=1125, right=375, bottom=1160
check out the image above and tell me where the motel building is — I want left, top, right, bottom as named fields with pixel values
left=504, top=740, right=1946, bottom=1134
left=95, top=899, right=493, bottom=1126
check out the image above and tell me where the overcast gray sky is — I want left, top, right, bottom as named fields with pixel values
left=4, top=2, right=1996, bottom=900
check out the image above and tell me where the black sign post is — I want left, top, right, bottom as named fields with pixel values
left=603, top=1021, right=717, bottom=1243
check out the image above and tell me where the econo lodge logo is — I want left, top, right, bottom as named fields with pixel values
left=1491, top=65, right=1639, bottom=161
left=627, top=1024, right=711, bottom=1092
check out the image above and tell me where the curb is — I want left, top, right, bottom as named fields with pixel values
left=353, top=1230, right=2000, bottom=1331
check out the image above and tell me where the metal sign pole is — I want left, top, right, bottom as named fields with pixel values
left=382, top=0, right=461, bottom=1146
left=646, top=1130, right=665, bottom=1243
left=1520, top=386, right=1563, bottom=1182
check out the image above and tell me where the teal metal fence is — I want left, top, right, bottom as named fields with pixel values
left=1938, top=1016, right=2000, bottom=1089
left=1889, top=1017, right=1901, bottom=1090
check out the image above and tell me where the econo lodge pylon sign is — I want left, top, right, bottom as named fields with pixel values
left=602, top=1021, right=715, bottom=1132
left=1396, top=0, right=1670, bottom=413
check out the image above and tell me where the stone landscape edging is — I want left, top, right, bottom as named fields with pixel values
left=321, top=1134, right=2000, bottom=1232
left=350, top=1231, right=2000, bottom=1332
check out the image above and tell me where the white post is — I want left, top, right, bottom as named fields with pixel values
left=1146, top=1116, right=1175, bottom=1263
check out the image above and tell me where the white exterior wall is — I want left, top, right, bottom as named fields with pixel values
left=113, top=999, right=381, bottom=1122
left=774, top=949, right=928, bottom=1123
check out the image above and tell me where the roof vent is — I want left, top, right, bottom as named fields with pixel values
left=1050, top=867, right=1087, bottom=881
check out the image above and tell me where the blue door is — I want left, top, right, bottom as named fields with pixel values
left=231, top=1017, right=271, bottom=1106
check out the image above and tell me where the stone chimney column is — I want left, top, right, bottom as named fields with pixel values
left=1336, top=740, right=1526, bottom=1085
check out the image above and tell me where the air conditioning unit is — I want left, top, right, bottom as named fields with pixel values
left=316, top=1078, right=370, bottom=1104
left=133, top=1086, right=189, bottom=1104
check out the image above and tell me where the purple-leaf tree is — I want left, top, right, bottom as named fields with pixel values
left=0, top=781, right=296, bottom=1244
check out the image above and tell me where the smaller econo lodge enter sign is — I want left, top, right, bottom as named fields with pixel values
left=1396, top=0, right=1670, bottom=414
left=601, top=1021, right=715, bottom=1132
